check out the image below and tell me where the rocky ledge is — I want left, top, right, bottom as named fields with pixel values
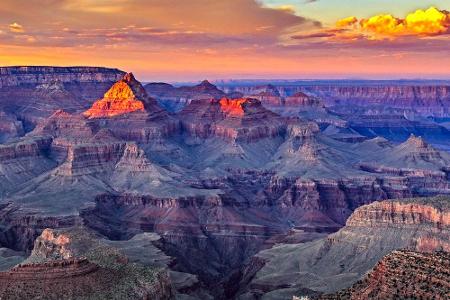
left=239, top=196, right=450, bottom=299
left=180, top=97, right=287, bottom=142
left=318, top=250, right=450, bottom=300
left=0, top=228, right=173, bottom=300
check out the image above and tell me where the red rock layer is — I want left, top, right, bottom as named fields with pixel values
left=180, top=97, right=287, bottom=142
left=346, top=199, right=450, bottom=228
left=83, top=73, right=148, bottom=118
left=319, top=250, right=450, bottom=300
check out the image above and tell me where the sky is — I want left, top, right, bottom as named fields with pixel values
left=0, top=0, right=449, bottom=81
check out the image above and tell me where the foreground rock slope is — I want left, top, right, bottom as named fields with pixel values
left=318, top=250, right=450, bottom=300
left=0, top=227, right=173, bottom=300
left=240, top=196, right=449, bottom=299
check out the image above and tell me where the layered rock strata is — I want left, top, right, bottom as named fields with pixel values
left=240, top=196, right=449, bottom=299
left=0, top=228, right=173, bottom=300
left=319, top=250, right=450, bottom=300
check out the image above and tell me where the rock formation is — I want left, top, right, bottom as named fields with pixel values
left=145, top=79, right=227, bottom=112
left=84, top=73, right=154, bottom=118
left=240, top=196, right=449, bottom=299
left=0, top=66, right=125, bottom=128
left=0, top=228, right=173, bottom=300
left=180, top=97, right=287, bottom=142
left=319, top=250, right=450, bottom=300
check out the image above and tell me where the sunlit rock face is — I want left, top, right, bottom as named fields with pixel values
left=83, top=73, right=149, bottom=118
left=180, top=97, right=287, bottom=142
left=0, top=67, right=125, bottom=128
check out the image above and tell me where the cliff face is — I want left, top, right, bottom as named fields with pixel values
left=0, top=66, right=125, bottom=128
left=180, top=98, right=287, bottom=142
left=0, top=66, right=125, bottom=88
left=0, top=227, right=173, bottom=300
left=0, top=137, right=56, bottom=192
left=84, top=73, right=152, bottom=118
left=302, top=85, right=450, bottom=110
left=145, top=80, right=226, bottom=112
left=346, top=200, right=450, bottom=228
left=320, top=250, right=450, bottom=300
left=0, top=112, right=24, bottom=143
left=241, top=196, right=450, bottom=299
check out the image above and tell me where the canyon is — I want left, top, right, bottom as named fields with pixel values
left=0, top=67, right=448, bottom=299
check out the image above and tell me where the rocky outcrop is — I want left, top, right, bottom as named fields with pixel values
left=0, top=137, right=55, bottom=191
left=0, top=112, right=24, bottom=142
left=56, top=142, right=128, bottom=176
left=284, top=92, right=323, bottom=108
left=0, top=66, right=125, bottom=88
left=362, top=134, right=450, bottom=171
left=32, top=110, right=95, bottom=140
left=319, top=250, right=450, bottom=300
left=180, top=98, right=287, bottom=142
left=81, top=73, right=178, bottom=142
left=0, top=67, right=125, bottom=128
left=84, top=73, right=155, bottom=118
left=0, top=204, right=78, bottom=252
left=145, top=80, right=226, bottom=112
left=240, top=196, right=450, bottom=299
left=346, top=199, right=450, bottom=229
left=249, top=85, right=283, bottom=107
left=0, top=227, right=173, bottom=300
left=221, top=82, right=450, bottom=117
left=0, top=137, right=51, bottom=162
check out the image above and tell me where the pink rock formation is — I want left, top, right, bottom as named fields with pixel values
left=347, top=200, right=450, bottom=228
left=83, top=73, right=149, bottom=118
left=180, top=97, right=287, bottom=142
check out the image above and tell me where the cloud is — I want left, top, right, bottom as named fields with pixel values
left=0, top=0, right=320, bottom=48
left=336, top=16, right=358, bottom=28
left=338, top=6, right=450, bottom=39
left=9, top=22, right=24, bottom=33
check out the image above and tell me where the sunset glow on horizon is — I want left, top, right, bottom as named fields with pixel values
left=1, top=0, right=449, bottom=81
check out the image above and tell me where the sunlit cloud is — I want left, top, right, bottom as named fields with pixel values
left=0, top=1, right=448, bottom=79
left=336, top=16, right=358, bottom=28
left=338, top=7, right=450, bottom=40
left=9, top=22, right=24, bottom=33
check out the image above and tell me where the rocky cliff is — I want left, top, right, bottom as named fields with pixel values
left=145, top=80, right=226, bottom=112
left=319, top=250, right=450, bottom=300
left=180, top=98, right=287, bottom=142
left=84, top=73, right=154, bottom=118
left=0, top=66, right=125, bottom=128
left=226, top=84, right=450, bottom=116
left=303, top=85, right=450, bottom=114
left=0, top=228, right=173, bottom=300
left=0, top=66, right=124, bottom=88
left=240, top=196, right=450, bottom=299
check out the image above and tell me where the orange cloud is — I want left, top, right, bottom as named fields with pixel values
left=9, top=22, right=24, bottom=33
left=336, top=16, right=358, bottom=28
left=337, top=7, right=450, bottom=39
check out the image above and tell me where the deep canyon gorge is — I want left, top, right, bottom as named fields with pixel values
left=0, top=67, right=449, bottom=299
